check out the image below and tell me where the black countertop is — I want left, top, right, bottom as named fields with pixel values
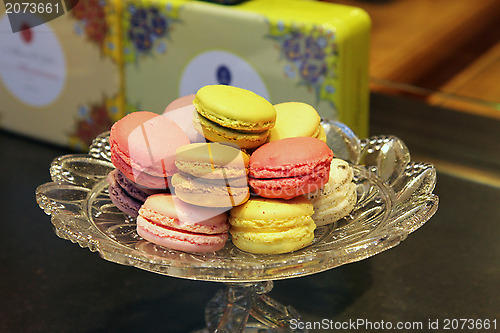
left=2, top=96, right=500, bottom=332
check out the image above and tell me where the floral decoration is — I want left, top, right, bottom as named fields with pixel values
left=123, top=2, right=182, bottom=63
left=268, top=21, right=339, bottom=110
left=69, top=94, right=122, bottom=151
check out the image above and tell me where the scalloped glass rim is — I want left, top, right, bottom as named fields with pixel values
left=36, top=120, right=438, bottom=282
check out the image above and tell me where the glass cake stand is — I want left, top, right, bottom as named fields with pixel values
left=36, top=120, right=438, bottom=332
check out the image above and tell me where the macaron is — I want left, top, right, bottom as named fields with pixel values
left=110, top=111, right=190, bottom=189
left=171, top=142, right=250, bottom=207
left=248, top=137, right=334, bottom=200
left=307, top=158, right=357, bottom=226
left=106, top=169, right=164, bottom=217
left=163, top=94, right=206, bottom=143
left=137, top=194, right=230, bottom=252
left=267, top=102, right=326, bottom=142
left=164, top=94, right=196, bottom=113
left=193, top=85, right=276, bottom=148
left=229, top=196, right=316, bottom=254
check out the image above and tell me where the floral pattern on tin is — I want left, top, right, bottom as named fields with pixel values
left=268, top=22, right=339, bottom=109
left=69, top=95, right=122, bottom=151
left=70, top=0, right=120, bottom=62
left=123, top=3, right=181, bottom=63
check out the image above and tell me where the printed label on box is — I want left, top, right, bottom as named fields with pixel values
left=179, top=50, right=270, bottom=100
left=0, top=14, right=66, bottom=107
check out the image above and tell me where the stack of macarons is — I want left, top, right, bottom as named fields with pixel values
left=106, top=84, right=356, bottom=254
left=107, top=110, right=190, bottom=217
left=108, top=105, right=239, bottom=252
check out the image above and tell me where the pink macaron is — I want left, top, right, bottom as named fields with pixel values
left=248, top=137, right=334, bottom=199
left=163, top=94, right=205, bottom=143
left=137, top=193, right=230, bottom=252
left=164, top=94, right=196, bottom=113
left=110, top=111, right=190, bottom=189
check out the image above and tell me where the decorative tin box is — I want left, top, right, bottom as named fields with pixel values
left=0, top=0, right=124, bottom=150
left=122, top=0, right=371, bottom=137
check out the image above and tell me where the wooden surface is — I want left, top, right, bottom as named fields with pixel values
left=323, top=0, right=500, bottom=116
left=428, top=40, right=500, bottom=118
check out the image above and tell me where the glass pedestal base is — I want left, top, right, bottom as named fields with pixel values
left=195, top=281, right=306, bottom=333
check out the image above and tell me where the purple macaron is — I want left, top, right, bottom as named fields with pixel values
left=107, top=169, right=166, bottom=217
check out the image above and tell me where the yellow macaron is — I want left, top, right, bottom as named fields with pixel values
left=193, top=85, right=277, bottom=148
left=267, top=102, right=326, bottom=142
left=229, top=196, right=316, bottom=254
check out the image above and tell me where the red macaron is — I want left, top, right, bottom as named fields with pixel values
left=248, top=137, right=334, bottom=199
